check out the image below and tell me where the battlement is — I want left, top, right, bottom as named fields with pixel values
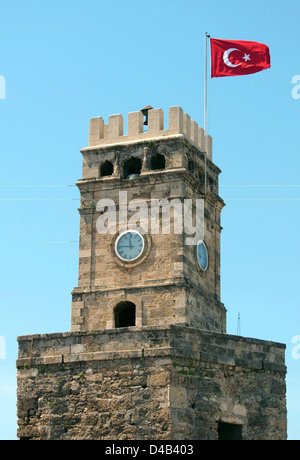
left=88, top=106, right=212, bottom=159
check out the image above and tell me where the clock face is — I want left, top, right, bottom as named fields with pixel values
left=197, top=241, right=208, bottom=271
left=115, top=230, right=145, bottom=262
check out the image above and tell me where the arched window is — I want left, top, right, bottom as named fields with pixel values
left=188, top=159, right=195, bottom=172
left=198, top=167, right=205, bottom=184
left=207, top=176, right=216, bottom=193
left=151, top=153, right=166, bottom=170
left=114, top=301, right=136, bottom=328
left=198, top=167, right=205, bottom=194
left=123, top=157, right=142, bottom=179
left=100, top=160, right=114, bottom=177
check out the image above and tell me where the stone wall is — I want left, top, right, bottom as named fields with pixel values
left=17, top=326, right=287, bottom=440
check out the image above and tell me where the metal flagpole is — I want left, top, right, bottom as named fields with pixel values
left=204, top=32, right=208, bottom=140
left=204, top=32, right=210, bottom=195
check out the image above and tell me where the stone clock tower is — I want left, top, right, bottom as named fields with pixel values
left=17, top=106, right=287, bottom=440
left=71, top=106, right=225, bottom=334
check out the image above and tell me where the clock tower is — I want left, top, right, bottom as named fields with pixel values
left=71, top=106, right=226, bottom=333
left=17, top=106, right=287, bottom=441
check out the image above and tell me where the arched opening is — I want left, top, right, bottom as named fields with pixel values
left=151, top=153, right=166, bottom=170
left=124, top=157, right=142, bottom=179
left=198, top=167, right=204, bottom=184
left=208, top=176, right=216, bottom=193
left=114, top=301, right=136, bottom=328
left=100, top=160, right=114, bottom=177
left=218, top=422, right=243, bottom=440
left=198, top=167, right=206, bottom=193
left=188, top=159, right=195, bottom=172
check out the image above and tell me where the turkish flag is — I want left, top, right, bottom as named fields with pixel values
left=210, top=38, right=271, bottom=78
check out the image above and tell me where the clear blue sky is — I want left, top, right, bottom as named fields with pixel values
left=0, top=0, right=299, bottom=440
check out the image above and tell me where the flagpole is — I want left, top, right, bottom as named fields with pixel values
left=204, top=31, right=208, bottom=140
left=204, top=32, right=210, bottom=195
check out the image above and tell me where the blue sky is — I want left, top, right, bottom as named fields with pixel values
left=0, top=0, right=299, bottom=440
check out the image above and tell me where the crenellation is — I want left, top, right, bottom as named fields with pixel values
left=168, top=106, right=183, bottom=134
left=108, top=114, right=123, bottom=139
left=88, top=106, right=212, bottom=159
left=190, top=120, right=198, bottom=145
left=183, top=112, right=191, bottom=139
left=128, top=111, right=143, bottom=136
left=148, top=108, right=164, bottom=134
left=198, top=126, right=205, bottom=152
left=89, top=116, right=104, bottom=143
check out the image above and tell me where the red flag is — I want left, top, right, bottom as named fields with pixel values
left=210, top=38, right=271, bottom=78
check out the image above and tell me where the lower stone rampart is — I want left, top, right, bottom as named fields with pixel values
left=17, top=326, right=287, bottom=440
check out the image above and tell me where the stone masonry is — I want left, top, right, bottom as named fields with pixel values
left=16, top=106, right=287, bottom=440
left=17, top=326, right=287, bottom=440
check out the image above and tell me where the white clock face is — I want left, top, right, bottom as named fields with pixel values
left=197, top=241, right=208, bottom=271
left=115, top=230, right=145, bottom=262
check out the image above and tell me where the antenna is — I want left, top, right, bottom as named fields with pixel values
left=237, top=313, right=241, bottom=336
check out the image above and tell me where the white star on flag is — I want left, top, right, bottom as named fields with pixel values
left=243, top=53, right=251, bottom=62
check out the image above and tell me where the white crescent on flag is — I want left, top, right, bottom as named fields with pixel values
left=223, top=48, right=241, bottom=68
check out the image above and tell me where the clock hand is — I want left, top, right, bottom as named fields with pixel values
left=128, top=234, right=133, bottom=249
